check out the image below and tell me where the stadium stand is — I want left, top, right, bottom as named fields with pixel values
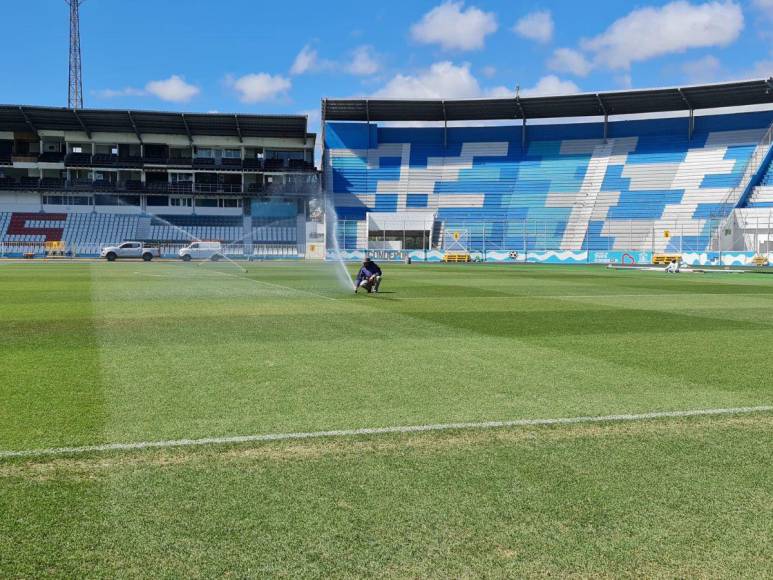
left=2, top=82, right=772, bottom=259
left=148, top=215, right=244, bottom=243
left=0, top=212, right=134, bottom=247
left=5, top=212, right=67, bottom=242
left=0, top=106, right=315, bottom=257
left=0, top=211, right=259, bottom=251
left=63, top=213, right=139, bottom=247
left=325, top=111, right=773, bottom=252
left=252, top=216, right=297, bottom=244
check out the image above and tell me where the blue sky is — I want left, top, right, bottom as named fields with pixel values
left=1, top=0, right=771, bottom=131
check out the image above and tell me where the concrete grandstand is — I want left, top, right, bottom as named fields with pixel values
left=1, top=79, right=773, bottom=263
left=0, top=106, right=319, bottom=257
left=323, top=78, right=773, bottom=264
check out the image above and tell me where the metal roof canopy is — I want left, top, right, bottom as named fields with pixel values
left=323, top=78, right=773, bottom=122
left=0, top=105, right=310, bottom=140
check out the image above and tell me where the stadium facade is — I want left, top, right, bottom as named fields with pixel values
left=323, top=79, right=773, bottom=265
left=0, top=106, right=321, bottom=257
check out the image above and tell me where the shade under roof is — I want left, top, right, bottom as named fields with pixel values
left=323, top=78, right=773, bottom=122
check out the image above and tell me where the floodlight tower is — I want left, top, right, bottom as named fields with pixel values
left=66, top=0, right=85, bottom=109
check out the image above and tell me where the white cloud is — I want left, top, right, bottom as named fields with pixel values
left=481, top=65, right=497, bottom=78
left=374, top=62, right=480, bottom=98
left=345, top=46, right=380, bottom=76
left=581, top=1, right=744, bottom=70
left=512, top=10, right=554, bottom=44
left=410, top=1, right=498, bottom=51
left=93, top=87, right=147, bottom=99
left=520, top=75, right=580, bottom=97
left=548, top=48, right=592, bottom=77
left=682, top=55, right=723, bottom=82
left=487, top=86, right=515, bottom=98
left=290, top=44, right=320, bottom=75
left=228, top=73, right=291, bottom=103
left=98, top=76, right=200, bottom=102
left=144, top=75, right=200, bottom=103
left=291, top=43, right=379, bottom=76
left=373, top=61, right=509, bottom=99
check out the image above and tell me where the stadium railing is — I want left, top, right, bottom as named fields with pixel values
left=337, top=218, right=729, bottom=255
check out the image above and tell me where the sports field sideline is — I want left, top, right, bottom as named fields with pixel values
left=1, top=261, right=771, bottom=576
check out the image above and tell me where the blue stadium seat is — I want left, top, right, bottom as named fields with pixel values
left=326, top=111, right=773, bottom=252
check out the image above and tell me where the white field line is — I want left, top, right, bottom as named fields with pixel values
left=1, top=406, right=770, bottom=460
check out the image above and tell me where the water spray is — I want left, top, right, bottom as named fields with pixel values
left=324, top=196, right=356, bottom=291
left=108, top=196, right=248, bottom=273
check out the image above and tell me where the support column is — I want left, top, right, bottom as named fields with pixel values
left=442, top=100, right=448, bottom=149
left=522, top=119, right=527, bottom=150
left=603, top=114, right=608, bottom=143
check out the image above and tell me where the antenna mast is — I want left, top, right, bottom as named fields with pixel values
left=66, top=0, right=84, bottom=109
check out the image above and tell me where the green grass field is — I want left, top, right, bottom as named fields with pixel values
left=1, top=260, right=772, bottom=577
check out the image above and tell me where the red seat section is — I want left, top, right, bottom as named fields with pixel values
left=6, top=213, right=67, bottom=241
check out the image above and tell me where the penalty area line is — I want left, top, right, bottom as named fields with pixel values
left=1, top=405, right=771, bottom=460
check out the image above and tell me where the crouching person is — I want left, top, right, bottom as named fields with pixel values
left=355, top=256, right=383, bottom=293
left=665, top=259, right=680, bottom=274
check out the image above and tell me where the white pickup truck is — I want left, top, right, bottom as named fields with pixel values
left=100, top=241, right=161, bottom=262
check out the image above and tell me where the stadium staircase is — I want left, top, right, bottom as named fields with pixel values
left=722, top=120, right=773, bottom=210
left=431, top=220, right=444, bottom=250
left=560, top=141, right=613, bottom=250
left=740, top=136, right=773, bottom=208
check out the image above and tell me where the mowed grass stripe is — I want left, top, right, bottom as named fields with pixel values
left=2, top=262, right=773, bottom=450
left=1, top=414, right=771, bottom=577
left=0, top=264, right=107, bottom=449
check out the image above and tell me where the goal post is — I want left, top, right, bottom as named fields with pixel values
left=443, top=229, right=470, bottom=253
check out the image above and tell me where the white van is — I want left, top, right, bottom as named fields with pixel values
left=178, top=241, right=223, bottom=261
